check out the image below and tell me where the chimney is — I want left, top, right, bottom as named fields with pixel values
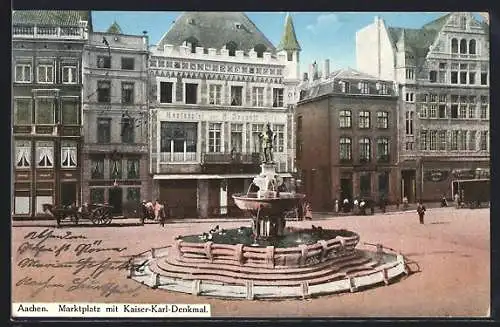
left=303, top=72, right=308, bottom=81
left=323, top=59, right=330, bottom=79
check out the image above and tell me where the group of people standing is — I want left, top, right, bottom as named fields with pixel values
left=141, top=199, right=167, bottom=226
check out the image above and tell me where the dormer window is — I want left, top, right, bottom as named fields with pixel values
left=235, top=23, right=242, bottom=29
left=188, top=18, right=195, bottom=25
left=254, top=44, right=267, bottom=58
left=226, top=41, right=237, bottom=56
left=339, top=81, right=350, bottom=93
left=184, top=37, right=199, bottom=54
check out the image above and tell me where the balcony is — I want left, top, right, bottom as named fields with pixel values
left=202, top=152, right=260, bottom=165
left=83, top=143, right=148, bottom=154
left=13, top=25, right=87, bottom=40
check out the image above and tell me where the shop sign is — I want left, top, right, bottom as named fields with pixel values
left=452, top=169, right=476, bottom=180
left=425, top=170, right=449, bottom=182
left=36, top=126, right=54, bottom=134
left=13, top=126, right=31, bottom=134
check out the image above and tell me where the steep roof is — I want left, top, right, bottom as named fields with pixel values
left=12, top=10, right=90, bottom=26
left=157, top=12, right=276, bottom=52
left=387, top=27, right=438, bottom=58
left=277, top=13, right=301, bottom=51
left=107, top=21, right=123, bottom=34
left=422, top=12, right=451, bottom=31
left=329, top=67, right=381, bottom=81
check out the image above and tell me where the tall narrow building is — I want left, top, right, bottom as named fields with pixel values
left=148, top=12, right=301, bottom=218
left=12, top=10, right=90, bottom=219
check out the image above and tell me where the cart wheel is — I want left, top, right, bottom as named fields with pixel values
left=103, top=209, right=113, bottom=224
left=91, top=208, right=104, bottom=225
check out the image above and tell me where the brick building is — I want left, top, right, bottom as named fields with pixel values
left=296, top=65, right=399, bottom=211
left=12, top=11, right=90, bottom=219
left=356, top=12, right=489, bottom=202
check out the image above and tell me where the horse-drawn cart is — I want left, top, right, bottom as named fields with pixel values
left=44, top=203, right=114, bottom=227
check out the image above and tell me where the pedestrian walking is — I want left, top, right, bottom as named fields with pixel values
left=454, top=193, right=460, bottom=209
left=417, top=200, right=426, bottom=224
left=334, top=199, right=339, bottom=213
left=441, top=194, right=448, bottom=207
left=402, top=196, right=409, bottom=211
left=304, top=202, right=313, bottom=220
left=159, top=201, right=167, bottom=227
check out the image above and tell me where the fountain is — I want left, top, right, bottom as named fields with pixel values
left=127, top=124, right=408, bottom=299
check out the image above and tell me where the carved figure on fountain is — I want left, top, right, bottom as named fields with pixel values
left=259, top=123, right=277, bottom=164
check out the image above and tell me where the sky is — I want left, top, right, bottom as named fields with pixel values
left=91, top=12, right=485, bottom=74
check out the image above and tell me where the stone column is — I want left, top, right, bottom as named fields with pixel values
left=197, top=179, right=209, bottom=218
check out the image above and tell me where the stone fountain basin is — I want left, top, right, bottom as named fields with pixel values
left=232, top=192, right=306, bottom=216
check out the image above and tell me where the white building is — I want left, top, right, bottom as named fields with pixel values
left=356, top=12, right=489, bottom=202
left=148, top=12, right=301, bottom=218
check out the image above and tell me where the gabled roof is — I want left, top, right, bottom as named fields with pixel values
left=329, top=67, right=381, bottom=81
left=107, top=21, right=123, bottom=34
left=387, top=27, right=438, bottom=58
left=277, top=13, right=301, bottom=51
left=12, top=10, right=89, bottom=26
left=422, top=12, right=451, bottom=31
left=157, top=12, right=276, bottom=52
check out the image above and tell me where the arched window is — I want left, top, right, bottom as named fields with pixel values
left=469, top=39, right=476, bottom=54
left=377, top=138, right=390, bottom=162
left=184, top=37, right=199, bottom=54
left=459, top=39, right=467, bottom=54
left=451, top=38, right=458, bottom=53
left=359, top=138, right=371, bottom=162
left=225, top=41, right=237, bottom=56
left=254, top=44, right=267, bottom=58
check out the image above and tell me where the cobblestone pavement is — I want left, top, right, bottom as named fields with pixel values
left=11, top=207, right=490, bottom=317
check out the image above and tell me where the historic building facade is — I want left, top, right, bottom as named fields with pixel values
left=148, top=12, right=301, bottom=218
left=356, top=12, right=489, bottom=202
left=81, top=23, right=151, bottom=216
left=12, top=11, right=90, bottom=219
left=296, top=65, right=399, bottom=210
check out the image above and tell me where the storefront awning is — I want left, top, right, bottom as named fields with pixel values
left=153, top=173, right=293, bottom=180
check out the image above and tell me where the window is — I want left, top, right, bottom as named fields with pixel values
left=121, top=57, right=135, bottom=70
left=419, top=104, right=428, bottom=118
left=339, top=137, right=352, bottom=161
left=60, top=142, right=77, bottom=168
left=451, top=71, right=458, bottom=84
left=62, top=66, right=77, bottom=84
left=274, top=124, right=285, bottom=152
left=359, top=82, right=369, bottom=94
left=287, top=51, right=293, bottom=61
left=438, top=105, right=446, bottom=118
left=377, top=111, right=388, bottom=129
left=429, top=131, right=437, bottom=151
left=230, top=124, right=243, bottom=153
left=14, top=98, right=31, bottom=125
left=90, top=189, right=105, bottom=204
left=405, top=69, right=414, bottom=79
left=121, top=82, right=134, bottom=104
left=185, top=83, right=198, bottom=104
left=480, top=96, right=488, bottom=119
left=226, top=42, right=237, bottom=56
left=121, top=116, right=134, bottom=144
left=459, top=104, right=467, bottom=118
left=252, top=87, right=264, bottom=107
left=405, top=142, right=414, bottom=151
left=469, top=131, right=476, bottom=151
left=377, top=138, right=389, bottom=161
left=97, top=56, right=111, bottom=69
left=469, top=72, right=476, bottom=85
left=451, top=105, right=458, bottom=118
left=481, top=73, right=488, bottom=85
left=451, top=38, right=458, bottom=53
left=254, top=44, right=267, bottom=58
left=126, top=188, right=141, bottom=205
left=460, top=72, right=467, bottom=84
left=208, top=123, right=222, bottom=152
left=110, top=159, right=122, bottom=179
left=450, top=130, right=459, bottom=150
left=359, top=111, right=370, bottom=129
left=184, top=37, right=199, bottom=53
left=405, top=111, right=414, bottom=135
left=469, top=39, right=476, bottom=54
left=359, top=173, right=371, bottom=197
left=97, top=118, right=111, bottom=143
left=359, top=137, right=371, bottom=162
left=339, top=110, right=352, bottom=128
left=160, top=122, right=198, bottom=161
left=160, top=82, right=173, bottom=103
left=459, top=39, right=467, bottom=54
left=273, top=88, right=284, bottom=107
left=459, top=131, right=467, bottom=150
left=231, top=86, right=243, bottom=106
left=405, top=92, right=414, bottom=102
left=127, top=159, right=140, bottom=179
left=97, top=81, right=111, bottom=103
left=37, top=64, right=54, bottom=83
left=438, top=70, right=447, bottom=83
left=252, top=124, right=264, bottom=153
left=340, top=81, right=350, bottom=93
left=438, top=131, right=447, bottom=151
left=420, top=130, right=428, bottom=151
left=480, top=131, right=488, bottom=151
left=58, top=100, right=78, bottom=126
left=439, top=62, right=447, bottom=69
left=209, top=84, right=222, bottom=105
left=15, top=63, right=31, bottom=82
left=36, top=141, right=54, bottom=167
left=91, top=157, right=104, bottom=179
left=429, top=104, right=437, bottom=118
left=378, top=83, right=389, bottom=94
left=429, top=71, right=437, bottom=83
left=439, top=94, right=447, bottom=103
left=15, top=140, right=31, bottom=168
left=35, top=98, right=55, bottom=124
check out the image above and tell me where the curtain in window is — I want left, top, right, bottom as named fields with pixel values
left=37, top=145, right=53, bottom=167
left=92, top=159, right=103, bottom=178
left=16, top=145, right=30, bottom=167
left=62, top=147, right=77, bottom=167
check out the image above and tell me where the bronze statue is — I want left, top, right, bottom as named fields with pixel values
left=259, top=123, right=277, bottom=163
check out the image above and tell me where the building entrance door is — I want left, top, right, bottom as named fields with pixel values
left=60, top=182, right=77, bottom=206
left=108, top=187, right=123, bottom=215
left=401, top=170, right=416, bottom=203
left=340, top=177, right=353, bottom=201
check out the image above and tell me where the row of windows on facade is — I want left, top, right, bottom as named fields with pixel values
left=95, top=81, right=137, bottom=105
left=450, top=38, right=479, bottom=55
left=89, top=157, right=141, bottom=179
left=337, top=137, right=391, bottom=162
left=14, top=98, right=79, bottom=125
left=89, top=187, right=142, bottom=206
left=15, top=62, right=79, bottom=84
left=418, top=103, right=489, bottom=120
left=158, top=81, right=285, bottom=107
left=96, top=117, right=136, bottom=144
left=419, top=130, right=488, bottom=151
left=149, top=59, right=284, bottom=76
left=405, top=92, right=488, bottom=104
left=404, top=62, right=488, bottom=84
left=96, top=55, right=136, bottom=70
left=338, top=110, right=390, bottom=129
left=299, top=81, right=391, bottom=100
left=15, top=141, right=78, bottom=168
left=158, top=122, right=285, bottom=155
